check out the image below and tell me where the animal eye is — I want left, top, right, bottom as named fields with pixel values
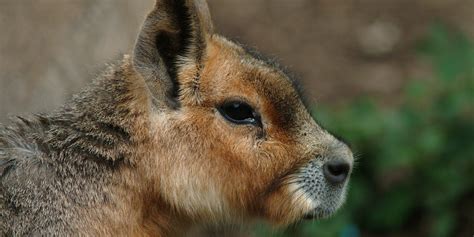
left=218, top=101, right=261, bottom=126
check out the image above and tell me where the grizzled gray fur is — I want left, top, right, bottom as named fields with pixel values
left=0, top=64, right=138, bottom=235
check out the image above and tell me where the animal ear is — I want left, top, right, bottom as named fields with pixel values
left=133, top=0, right=213, bottom=109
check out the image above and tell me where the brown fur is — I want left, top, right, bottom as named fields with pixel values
left=0, top=0, right=353, bottom=236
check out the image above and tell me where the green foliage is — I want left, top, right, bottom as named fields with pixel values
left=252, top=25, right=474, bottom=236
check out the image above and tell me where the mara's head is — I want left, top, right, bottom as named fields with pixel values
left=132, top=0, right=354, bottom=227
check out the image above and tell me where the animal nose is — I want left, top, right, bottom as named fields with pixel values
left=323, top=160, right=350, bottom=184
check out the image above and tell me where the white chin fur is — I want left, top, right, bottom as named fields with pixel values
left=287, top=182, right=320, bottom=214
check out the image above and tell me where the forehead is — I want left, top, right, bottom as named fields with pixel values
left=203, top=36, right=310, bottom=129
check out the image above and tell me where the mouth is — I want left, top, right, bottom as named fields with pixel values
left=303, top=206, right=337, bottom=220
left=303, top=211, right=317, bottom=220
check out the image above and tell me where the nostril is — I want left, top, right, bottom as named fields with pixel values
left=327, top=163, right=347, bottom=176
left=323, top=160, right=350, bottom=184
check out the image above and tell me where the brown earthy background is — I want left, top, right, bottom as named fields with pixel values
left=1, top=1, right=473, bottom=237
left=1, top=0, right=473, bottom=121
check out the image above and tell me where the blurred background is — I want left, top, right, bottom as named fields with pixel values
left=0, top=0, right=473, bottom=236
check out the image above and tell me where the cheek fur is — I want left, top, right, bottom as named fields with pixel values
left=162, top=164, right=232, bottom=221
left=149, top=113, right=233, bottom=221
left=148, top=109, right=323, bottom=225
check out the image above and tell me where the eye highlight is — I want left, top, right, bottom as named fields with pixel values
left=218, top=101, right=261, bottom=126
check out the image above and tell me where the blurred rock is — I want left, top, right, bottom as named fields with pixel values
left=357, top=20, right=401, bottom=57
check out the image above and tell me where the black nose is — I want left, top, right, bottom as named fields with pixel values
left=323, top=160, right=350, bottom=184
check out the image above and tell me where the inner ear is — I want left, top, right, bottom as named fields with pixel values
left=133, top=0, right=213, bottom=108
left=155, top=1, right=194, bottom=82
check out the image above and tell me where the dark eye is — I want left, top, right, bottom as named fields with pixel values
left=218, top=101, right=261, bottom=126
